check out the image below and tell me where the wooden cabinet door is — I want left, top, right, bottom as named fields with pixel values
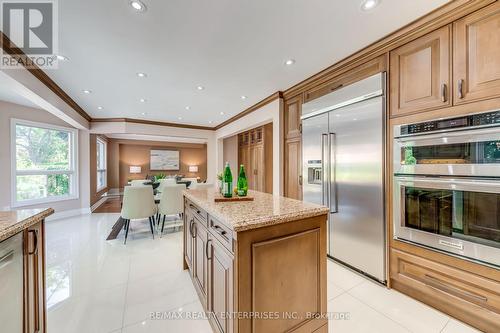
left=24, top=221, right=45, bottom=333
left=285, top=96, right=302, bottom=139
left=284, top=138, right=302, bottom=200
left=193, top=220, right=209, bottom=308
left=390, top=25, right=451, bottom=116
left=184, top=210, right=194, bottom=272
left=454, top=3, right=500, bottom=104
left=208, top=238, right=234, bottom=333
left=252, top=145, right=265, bottom=192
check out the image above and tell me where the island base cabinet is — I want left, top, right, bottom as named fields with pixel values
left=183, top=197, right=328, bottom=333
left=207, top=237, right=234, bottom=333
left=193, top=219, right=209, bottom=309
left=24, top=221, right=46, bottom=333
left=236, top=216, right=327, bottom=333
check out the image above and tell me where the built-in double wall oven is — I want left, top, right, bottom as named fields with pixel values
left=393, top=110, right=500, bottom=267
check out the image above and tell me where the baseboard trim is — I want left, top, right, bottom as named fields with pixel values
left=46, top=207, right=91, bottom=222
left=91, top=197, right=108, bottom=212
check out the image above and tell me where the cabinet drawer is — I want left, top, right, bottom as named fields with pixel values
left=390, top=248, right=500, bottom=332
left=186, top=199, right=208, bottom=227
left=208, top=216, right=233, bottom=253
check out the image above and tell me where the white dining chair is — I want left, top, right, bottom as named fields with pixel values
left=131, top=179, right=148, bottom=186
left=120, top=186, right=157, bottom=244
left=181, top=177, right=199, bottom=189
left=158, top=178, right=176, bottom=191
left=157, top=183, right=186, bottom=235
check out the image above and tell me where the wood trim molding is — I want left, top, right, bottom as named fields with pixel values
left=283, top=0, right=496, bottom=99
left=214, top=91, right=283, bottom=130
left=91, top=117, right=214, bottom=131
left=0, top=32, right=92, bottom=122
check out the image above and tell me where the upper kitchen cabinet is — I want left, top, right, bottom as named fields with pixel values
left=390, top=25, right=452, bottom=117
left=454, top=2, right=500, bottom=104
left=284, top=96, right=301, bottom=139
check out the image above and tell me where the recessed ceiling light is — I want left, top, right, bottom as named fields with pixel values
left=220, top=112, right=224, bottom=115
left=82, top=89, right=91, bottom=94
left=185, top=106, right=191, bottom=110
left=285, top=59, right=295, bottom=66
left=208, top=120, right=213, bottom=124
left=196, top=86, right=205, bottom=91
left=97, top=106, right=103, bottom=110
left=136, top=72, right=147, bottom=78
left=240, top=95, right=247, bottom=100
left=129, top=0, right=146, bottom=12
left=139, top=98, right=146, bottom=103
left=178, top=117, right=183, bottom=120
left=361, top=0, right=379, bottom=11
left=141, top=112, right=146, bottom=116
left=56, top=55, right=68, bottom=61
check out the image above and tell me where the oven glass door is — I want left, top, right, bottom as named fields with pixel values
left=394, top=127, right=500, bottom=176
left=394, top=176, right=500, bottom=267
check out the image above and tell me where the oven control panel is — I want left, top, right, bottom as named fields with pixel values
left=400, top=110, right=500, bottom=136
left=472, top=111, right=500, bottom=126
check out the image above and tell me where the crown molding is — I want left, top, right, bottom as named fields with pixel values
left=91, top=117, right=214, bottom=131
left=214, top=91, right=283, bottom=130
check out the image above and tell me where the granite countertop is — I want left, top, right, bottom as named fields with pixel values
left=0, top=208, right=54, bottom=242
left=184, top=188, right=329, bottom=232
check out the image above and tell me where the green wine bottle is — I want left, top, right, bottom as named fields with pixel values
left=223, top=162, right=233, bottom=198
left=237, top=165, right=248, bottom=196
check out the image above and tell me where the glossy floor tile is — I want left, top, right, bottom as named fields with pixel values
left=45, top=213, right=482, bottom=333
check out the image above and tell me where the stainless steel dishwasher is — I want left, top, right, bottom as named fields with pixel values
left=0, top=233, right=24, bottom=333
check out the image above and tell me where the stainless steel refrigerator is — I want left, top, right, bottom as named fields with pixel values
left=301, top=73, right=386, bottom=283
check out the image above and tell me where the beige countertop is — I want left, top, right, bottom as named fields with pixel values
left=184, top=188, right=329, bottom=232
left=0, top=208, right=54, bottom=242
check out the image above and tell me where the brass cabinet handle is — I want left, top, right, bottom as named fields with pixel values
left=457, top=79, right=464, bottom=99
left=192, top=221, right=197, bottom=238
left=28, top=230, right=38, bottom=255
left=189, top=219, right=196, bottom=238
left=205, top=239, right=212, bottom=260
left=441, top=83, right=447, bottom=102
left=424, top=274, right=487, bottom=302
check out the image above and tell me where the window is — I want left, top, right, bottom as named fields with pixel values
left=12, top=119, right=78, bottom=207
left=96, top=137, right=107, bottom=191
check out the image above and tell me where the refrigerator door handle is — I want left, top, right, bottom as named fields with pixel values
left=321, top=134, right=329, bottom=206
left=330, top=133, right=338, bottom=213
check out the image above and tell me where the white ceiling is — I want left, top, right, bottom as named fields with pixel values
left=45, top=0, right=450, bottom=127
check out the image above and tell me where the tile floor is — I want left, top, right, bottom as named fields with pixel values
left=45, top=213, right=482, bottom=333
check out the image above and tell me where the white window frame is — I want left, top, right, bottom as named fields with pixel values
left=96, top=137, right=107, bottom=192
left=11, top=119, right=79, bottom=208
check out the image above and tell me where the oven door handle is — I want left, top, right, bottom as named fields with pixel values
left=395, top=176, right=500, bottom=193
left=395, top=126, right=500, bottom=143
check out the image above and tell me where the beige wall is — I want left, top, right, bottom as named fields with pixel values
left=0, top=100, right=90, bottom=212
left=107, top=140, right=120, bottom=188
left=223, top=135, right=238, bottom=178
left=114, top=139, right=207, bottom=188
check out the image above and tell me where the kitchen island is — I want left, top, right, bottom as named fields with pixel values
left=183, top=189, right=329, bottom=333
left=0, top=208, right=53, bottom=333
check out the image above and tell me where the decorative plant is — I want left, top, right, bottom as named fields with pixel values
left=217, top=172, right=223, bottom=181
left=156, top=173, right=167, bottom=180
